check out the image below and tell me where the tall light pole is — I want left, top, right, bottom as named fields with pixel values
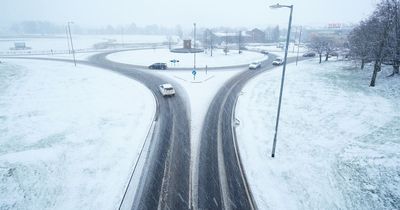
left=238, top=30, right=242, bottom=54
left=209, top=30, right=213, bottom=57
left=67, top=21, right=76, bottom=67
left=292, top=26, right=298, bottom=53
left=296, top=26, right=302, bottom=66
left=270, top=3, right=293, bottom=158
left=65, top=26, right=71, bottom=54
left=193, top=23, right=197, bottom=70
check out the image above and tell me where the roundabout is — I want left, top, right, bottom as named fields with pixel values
left=106, top=48, right=268, bottom=69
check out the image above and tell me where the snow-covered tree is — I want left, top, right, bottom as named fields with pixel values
left=308, top=35, right=328, bottom=63
left=368, top=0, right=397, bottom=86
left=385, top=0, right=400, bottom=76
left=348, top=21, right=372, bottom=69
left=348, top=0, right=400, bottom=86
left=323, top=37, right=340, bottom=62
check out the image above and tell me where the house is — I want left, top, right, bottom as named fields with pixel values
left=202, top=28, right=266, bottom=46
left=246, top=28, right=265, bottom=43
left=10, top=42, right=31, bottom=50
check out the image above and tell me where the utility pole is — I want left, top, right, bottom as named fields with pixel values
left=293, top=26, right=298, bottom=53
left=210, top=30, right=213, bottom=57
left=67, top=22, right=76, bottom=67
left=238, top=31, right=242, bottom=54
left=65, top=26, right=71, bottom=54
left=225, top=31, right=228, bottom=55
left=121, top=27, right=124, bottom=47
left=193, top=23, right=197, bottom=70
left=168, top=36, right=172, bottom=50
left=296, top=26, right=302, bottom=65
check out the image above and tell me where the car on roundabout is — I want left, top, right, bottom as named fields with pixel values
left=159, top=83, right=175, bottom=96
left=302, top=52, right=316, bottom=57
left=149, top=63, right=167, bottom=70
left=249, top=61, right=262, bottom=70
left=272, top=58, right=285, bottom=65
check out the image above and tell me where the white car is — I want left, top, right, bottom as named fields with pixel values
left=159, top=83, right=176, bottom=96
left=248, top=62, right=261, bottom=70
left=272, top=58, right=285, bottom=65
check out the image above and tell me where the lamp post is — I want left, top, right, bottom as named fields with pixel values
left=65, top=26, right=71, bottom=54
left=67, top=21, right=76, bottom=67
left=296, top=26, right=302, bottom=66
left=193, top=23, right=197, bottom=70
left=269, top=3, right=293, bottom=158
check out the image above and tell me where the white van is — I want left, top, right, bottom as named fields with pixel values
left=159, top=83, right=176, bottom=96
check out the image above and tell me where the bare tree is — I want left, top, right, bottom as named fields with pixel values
left=368, top=0, right=397, bottom=86
left=349, top=0, right=400, bottom=86
left=308, top=35, right=328, bottom=63
left=386, top=0, right=400, bottom=76
left=323, top=37, right=339, bottom=62
left=348, top=21, right=372, bottom=69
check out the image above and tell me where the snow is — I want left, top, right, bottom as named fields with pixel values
left=0, top=35, right=100, bottom=52
left=247, top=43, right=308, bottom=58
left=106, top=48, right=268, bottom=68
left=0, top=59, right=155, bottom=209
left=235, top=59, right=400, bottom=209
left=0, top=34, right=173, bottom=52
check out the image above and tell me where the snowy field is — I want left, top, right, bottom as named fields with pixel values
left=107, top=48, right=267, bottom=68
left=236, top=60, right=400, bottom=209
left=0, top=59, right=155, bottom=209
left=0, top=35, right=103, bottom=52
left=0, top=34, right=172, bottom=52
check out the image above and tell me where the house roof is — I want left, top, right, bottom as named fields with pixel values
left=213, top=31, right=251, bottom=37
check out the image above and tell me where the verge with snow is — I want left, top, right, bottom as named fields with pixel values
left=0, top=59, right=155, bottom=209
left=236, top=59, right=400, bottom=209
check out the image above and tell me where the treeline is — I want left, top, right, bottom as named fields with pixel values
left=3, top=21, right=283, bottom=41
left=308, top=35, right=345, bottom=64
left=3, top=21, right=183, bottom=36
left=348, top=0, right=400, bottom=86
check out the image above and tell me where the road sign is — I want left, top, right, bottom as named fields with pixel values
left=192, top=69, right=197, bottom=80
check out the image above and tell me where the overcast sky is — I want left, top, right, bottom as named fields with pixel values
left=2, top=0, right=379, bottom=28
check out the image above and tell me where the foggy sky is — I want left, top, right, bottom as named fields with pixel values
left=2, top=0, right=379, bottom=28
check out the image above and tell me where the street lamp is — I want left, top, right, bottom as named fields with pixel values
left=269, top=3, right=293, bottom=158
left=296, top=26, right=302, bottom=66
left=67, top=21, right=76, bottom=66
left=193, top=23, right=197, bottom=70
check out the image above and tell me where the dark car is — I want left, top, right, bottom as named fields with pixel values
left=303, top=52, right=316, bottom=57
left=149, top=63, right=167, bottom=70
left=329, top=52, right=339, bottom=57
left=260, top=50, right=269, bottom=55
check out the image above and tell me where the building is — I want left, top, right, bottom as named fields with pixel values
left=202, top=28, right=266, bottom=46
left=301, top=24, right=354, bottom=42
left=10, top=42, right=31, bottom=50
left=246, top=28, right=265, bottom=43
left=183, top=40, right=192, bottom=49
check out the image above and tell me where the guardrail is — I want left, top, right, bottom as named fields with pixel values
left=0, top=43, right=167, bottom=57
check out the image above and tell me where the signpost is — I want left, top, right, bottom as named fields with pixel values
left=170, top=59, right=179, bottom=66
left=192, top=69, right=197, bottom=80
